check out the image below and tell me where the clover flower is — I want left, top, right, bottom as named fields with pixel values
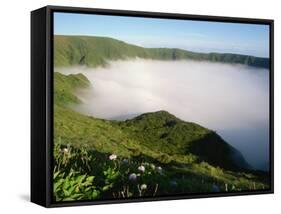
left=109, top=154, right=117, bottom=160
left=150, top=164, right=156, bottom=170
left=129, top=173, right=137, bottom=181
left=140, top=184, right=147, bottom=190
left=138, top=165, right=145, bottom=173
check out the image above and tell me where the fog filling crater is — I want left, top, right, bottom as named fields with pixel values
left=56, top=59, right=269, bottom=170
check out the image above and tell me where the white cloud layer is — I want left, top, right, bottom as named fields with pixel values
left=56, top=59, right=269, bottom=170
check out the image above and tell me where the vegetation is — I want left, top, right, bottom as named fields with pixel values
left=53, top=142, right=268, bottom=201
left=54, top=35, right=269, bottom=68
left=54, top=72, right=90, bottom=105
left=53, top=72, right=270, bottom=201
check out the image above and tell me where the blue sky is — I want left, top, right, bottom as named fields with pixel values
left=54, top=12, right=270, bottom=57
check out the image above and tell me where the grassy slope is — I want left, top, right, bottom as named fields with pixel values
left=54, top=72, right=269, bottom=194
left=54, top=35, right=269, bottom=68
left=54, top=72, right=90, bottom=105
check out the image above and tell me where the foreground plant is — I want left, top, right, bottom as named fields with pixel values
left=53, top=169, right=100, bottom=201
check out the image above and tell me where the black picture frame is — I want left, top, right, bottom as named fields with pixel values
left=31, top=5, right=274, bottom=208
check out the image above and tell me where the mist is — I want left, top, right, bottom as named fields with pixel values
left=56, top=59, right=269, bottom=170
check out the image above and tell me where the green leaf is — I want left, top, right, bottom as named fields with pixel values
left=91, top=190, right=100, bottom=199
left=54, top=179, right=64, bottom=191
left=53, top=171, right=61, bottom=179
left=86, top=176, right=95, bottom=183
left=77, top=175, right=86, bottom=184
left=102, top=184, right=112, bottom=191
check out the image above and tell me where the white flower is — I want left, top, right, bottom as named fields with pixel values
left=140, top=184, right=147, bottom=190
left=129, top=173, right=137, bottom=181
left=63, top=148, right=69, bottom=153
left=156, top=166, right=162, bottom=172
left=109, top=154, right=117, bottom=160
left=150, top=164, right=156, bottom=170
left=138, top=165, right=145, bottom=173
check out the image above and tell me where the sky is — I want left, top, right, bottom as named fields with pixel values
left=54, top=12, right=270, bottom=57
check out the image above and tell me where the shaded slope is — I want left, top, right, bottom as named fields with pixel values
left=187, top=132, right=250, bottom=170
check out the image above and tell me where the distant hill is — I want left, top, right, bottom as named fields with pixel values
left=54, top=35, right=269, bottom=68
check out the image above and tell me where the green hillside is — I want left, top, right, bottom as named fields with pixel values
left=54, top=35, right=269, bottom=68
left=53, top=72, right=269, bottom=201
left=54, top=72, right=90, bottom=105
